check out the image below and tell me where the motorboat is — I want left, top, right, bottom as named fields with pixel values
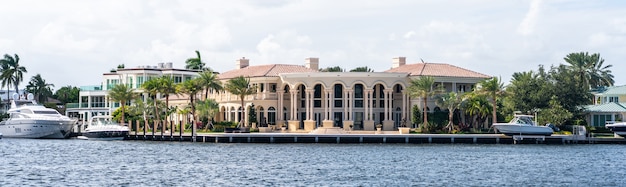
left=605, top=121, right=626, bottom=137
left=0, top=93, right=75, bottom=138
left=492, top=114, right=553, bottom=136
left=81, top=115, right=128, bottom=140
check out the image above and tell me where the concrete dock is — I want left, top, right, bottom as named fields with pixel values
left=124, top=132, right=626, bottom=144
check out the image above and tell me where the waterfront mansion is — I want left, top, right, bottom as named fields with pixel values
left=68, top=57, right=490, bottom=132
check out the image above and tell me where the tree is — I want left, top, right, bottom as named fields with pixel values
left=108, top=84, right=137, bottom=125
left=197, top=71, right=222, bottom=100
left=462, top=92, right=492, bottom=129
left=537, top=96, right=572, bottom=127
left=185, top=50, right=205, bottom=70
left=142, top=78, right=162, bottom=121
left=196, top=99, right=219, bottom=130
left=435, top=92, right=463, bottom=132
left=224, top=76, right=257, bottom=127
left=157, top=76, right=177, bottom=121
left=408, top=76, right=438, bottom=128
left=53, top=86, right=80, bottom=104
left=505, top=70, right=550, bottom=113
left=563, top=52, right=614, bottom=89
left=476, top=77, right=505, bottom=125
left=25, top=74, right=54, bottom=103
left=411, top=105, right=422, bottom=128
left=319, top=66, right=344, bottom=72
left=177, top=78, right=203, bottom=132
left=0, top=53, right=27, bottom=96
left=349, top=66, right=373, bottom=72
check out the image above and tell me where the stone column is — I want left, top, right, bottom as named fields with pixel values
left=323, top=89, right=334, bottom=128
left=288, top=89, right=299, bottom=131
left=343, top=89, right=354, bottom=131
left=303, top=89, right=315, bottom=131
left=383, top=89, right=394, bottom=131
left=364, top=89, right=375, bottom=131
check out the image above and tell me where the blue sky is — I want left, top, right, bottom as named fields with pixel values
left=0, top=0, right=625, bottom=90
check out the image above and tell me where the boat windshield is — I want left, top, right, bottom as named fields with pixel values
left=514, top=117, right=535, bottom=125
left=33, top=110, right=60, bottom=115
left=94, top=118, right=116, bottom=126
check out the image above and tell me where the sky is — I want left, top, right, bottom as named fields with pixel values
left=0, top=0, right=625, bottom=91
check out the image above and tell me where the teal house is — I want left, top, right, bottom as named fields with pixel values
left=586, top=85, right=626, bottom=127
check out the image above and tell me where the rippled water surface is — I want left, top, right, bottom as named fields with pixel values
left=1, top=138, right=625, bottom=186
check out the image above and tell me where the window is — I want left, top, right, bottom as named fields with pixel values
left=609, top=96, right=619, bottom=103
left=355, top=84, right=363, bottom=108
left=91, top=96, right=105, bottom=108
left=268, top=107, right=276, bottom=125
left=334, top=84, right=343, bottom=107
left=314, top=85, right=322, bottom=108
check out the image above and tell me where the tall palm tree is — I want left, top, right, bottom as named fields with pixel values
left=157, top=76, right=177, bottom=120
left=408, top=76, right=437, bottom=127
left=435, top=92, right=463, bottom=132
left=177, top=78, right=203, bottom=132
left=197, top=71, right=222, bottom=100
left=142, top=78, right=161, bottom=121
left=563, top=52, right=614, bottom=89
left=25, top=74, right=54, bottom=103
left=108, top=84, right=137, bottom=125
left=476, top=77, right=505, bottom=125
left=224, top=76, right=256, bottom=127
left=0, top=53, right=27, bottom=95
left=185, top=50, right=205, bottom=70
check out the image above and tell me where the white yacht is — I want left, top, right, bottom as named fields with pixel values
left=492, top=114, right=553, bottom=136
left=0, top=93, right=75, bottom=138
left=80, top=115, right=128, bottom=140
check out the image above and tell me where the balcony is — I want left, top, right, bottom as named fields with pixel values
left=80, top=85, right=102, bottom=91
left=66, top=103, right=89, bottom=109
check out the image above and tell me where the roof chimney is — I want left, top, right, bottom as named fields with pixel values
left=392, top=57, right=406, bottom=68
left=305, top=57, right=319, bottom=70
left=236, top=57, right=249, bottom=69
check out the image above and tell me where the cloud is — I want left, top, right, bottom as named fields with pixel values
left=518, top=0, right=542, bottom=36
left=403, top=31, right=416, bottom=39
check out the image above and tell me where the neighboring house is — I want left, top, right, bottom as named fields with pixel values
left=586, top=85, right=626, bottom=127
left=209, top=57, right=490, bottom=132
left=66, top=62, right=201, bottom=124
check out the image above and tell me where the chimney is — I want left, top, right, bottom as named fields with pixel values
left=305, top=57, right=319, bottom=70
left=392, top=57, right=406, bottom=68
left=158, top=63, right=164, bottom=68
left=236, top=57, right=249, bottom=69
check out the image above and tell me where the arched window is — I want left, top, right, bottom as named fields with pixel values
left=268, top=107, right=276, bottom=125
left=259, top=107, right=265, bottom=127
left=334, top=84, right=343, bottom=107
left=355, top=84, right=363, bottom=108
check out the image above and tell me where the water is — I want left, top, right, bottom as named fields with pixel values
left=1, top=139, right=625, bottom=186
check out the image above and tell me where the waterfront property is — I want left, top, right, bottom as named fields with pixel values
left=586, top=85, right=626, bottom=126
left=65, top=62, right=201, bottom=127
left=208, top=57, right=489, bottom=132
left=70, top=57, right=490, bottom=133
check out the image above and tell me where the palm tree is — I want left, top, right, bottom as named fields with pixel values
left=224, top=76, right=256, bottom=127
left=177, top=78, right=203, bottom=133
left=462, top=93, right=492, bottom=129
left=25, top=74, right=54, bottom=103
left=185, top=50, right=205, bottom=70
left=196, top=99, right=219, bottom=130
left=197, top=71, right=222, bottom=100
left=476, top=77, right=505, bottom=125
left=142, top=78, right=161, bottom=122
left=435, top=92, right=463, bottom=132
left=108, top=84, right=137, bottom=125
left=563, top=52, right=614, bottom=89
left=408, top=76, right=437, bottom=127
left=319, top=66, right=344, bottom=72
left=0, top=53, right=27, bottom=95
left=157, top=76, right=177, bottom=120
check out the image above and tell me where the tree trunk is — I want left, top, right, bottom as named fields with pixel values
left=422, top=97, right=428, bottom=126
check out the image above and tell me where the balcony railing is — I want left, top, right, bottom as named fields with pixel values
left=80, top=85, right=102, bottom=91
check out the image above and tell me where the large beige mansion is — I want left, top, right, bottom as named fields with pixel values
left=207, top=57, right=490, bottom=132
left=69, top=57, right=490, bottom=132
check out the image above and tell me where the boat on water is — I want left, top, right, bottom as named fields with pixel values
left=492, top=114, right=553, bottom=136
left=80, top=115, right=128, bottom=140
left=605, top=121, right=626, bottom=137
left=0, top=93, right=76, bottom=139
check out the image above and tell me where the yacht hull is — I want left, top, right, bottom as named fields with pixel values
left=82, top=130, right=128, bottom=140
left=0, top=119, right=75, bottom=139
left=605, top=123, right=626, bottom=137
left=493, top=124, right=553, bottom=136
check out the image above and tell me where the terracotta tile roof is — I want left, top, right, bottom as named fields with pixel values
left=218, top=64, right=318, bottom=79
left=385, top=63, right=490, bottom=78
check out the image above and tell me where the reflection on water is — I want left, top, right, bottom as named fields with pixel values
left=0, top=138, right=624, bottom=186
